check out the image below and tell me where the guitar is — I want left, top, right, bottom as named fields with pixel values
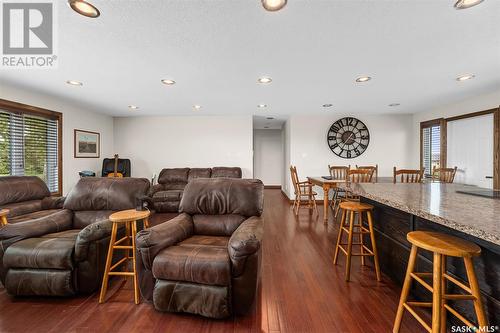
left=107, top=154, right=123, bottom=178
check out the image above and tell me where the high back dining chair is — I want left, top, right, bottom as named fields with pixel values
left=290, top=165, right=318, bottom=216
left=432, top=166, right=458, bottom=183
left=393, top=167, right=424, bottom=183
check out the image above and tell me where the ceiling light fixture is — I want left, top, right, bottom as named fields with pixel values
left=322, top=103, right=333, bottom=108
left=262, top=0, right=287, bottom=11
left=389, top=103, right=400, bottom=107
left=161, top=79, right=176, bottom=85
left=257, top=104, right=268, bottom=108
left=66, top=80, right=83, bottom=86
left=68, top=0, right=100, bottom=18
left=356, top=76, right=372, bottom=83
left=454, top=0, right=484, bottom=9
left=456, top=74, right=475, bottom=81
left=257, top=77, right=272, bottom=84
left=128, top=105, right=139, bottom=110
left=193, top=105, right=202, bottom=110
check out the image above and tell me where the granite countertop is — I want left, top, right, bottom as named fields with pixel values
left=339, top=182, right=500, bottom=246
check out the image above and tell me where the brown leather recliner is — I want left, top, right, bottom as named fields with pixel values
left=0, top=176, right=65, bottom=224
left=136, top=178, right=263, bottom=318
left=149, top=167, right=242, bottom=213
left=0, top=177, right=150, bottom=297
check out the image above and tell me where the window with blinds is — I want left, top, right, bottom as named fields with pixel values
left=0, top=107, right=60, bottom=193
left=421, top=123, right=441, bottom=176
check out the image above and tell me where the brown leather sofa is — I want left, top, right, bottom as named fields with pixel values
left=149, top=167, right=242, bottom=213
left=136, top=178, right=263, bottom=318
left=0, top=176, right=65, bottom=224
left=0, top=177, right=150, bottom=297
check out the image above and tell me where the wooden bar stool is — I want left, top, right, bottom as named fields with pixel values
left=0, top=209, right=10, bottom=226
left=333, top=201, right=380, bottom=282
left=99, top=209, right=150, bottom=305
left=393, top=231, right=487, bottom=333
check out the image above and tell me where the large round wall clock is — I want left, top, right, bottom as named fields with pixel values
left=327, top=117, right=370, bottom=159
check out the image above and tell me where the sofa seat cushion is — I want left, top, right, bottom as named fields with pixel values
left=8, top=209, right=62, bottom=224
left=4, top=236, right=77, bottom=270
left=152, top=190, right=183, bottom=202
left=152, top=244, right=230, bottom=286
left=179, top=235, right=229, bottom=248
left=41, top=229, right=80, bottom=239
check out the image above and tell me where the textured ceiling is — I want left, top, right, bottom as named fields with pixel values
left=1, top=0, right=499, bottom=118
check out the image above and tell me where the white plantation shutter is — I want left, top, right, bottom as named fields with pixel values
left=422, top=124, right=441, bottom=176
left=0, top=110, right=60, bottom=193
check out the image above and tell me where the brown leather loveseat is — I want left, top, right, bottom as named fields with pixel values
left=150, top=167, right=242, bottom=212
left=0, top=176, right=65, bottom=224
left=0, top=177, right=150, bottom=297
left=136, top=178, right=263, bottom=318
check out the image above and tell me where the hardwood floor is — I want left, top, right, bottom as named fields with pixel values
left=0, top=189, right=425, bottom=332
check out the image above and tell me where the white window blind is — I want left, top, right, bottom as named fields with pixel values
left=0, top=110, right=59, bottom=193
left=422, top=125, right=441, bottom=176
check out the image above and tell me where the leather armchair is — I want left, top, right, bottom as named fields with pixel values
left=0, top=177, right=150, bottom=297
left=149, top=167, right=243, bottom=213
left=0, top=176, right=65, bottom=224
left=136, top=178, right=263, bottom=318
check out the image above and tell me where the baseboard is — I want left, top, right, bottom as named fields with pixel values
left=264, top=185, right=282, bottom=189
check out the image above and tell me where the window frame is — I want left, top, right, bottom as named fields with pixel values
left=420, top=118, right=446, bottom=177
left=0, top=99, right=63, bottom=196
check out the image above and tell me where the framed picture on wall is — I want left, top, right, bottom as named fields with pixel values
left=74, top=129, right=100, bottom=158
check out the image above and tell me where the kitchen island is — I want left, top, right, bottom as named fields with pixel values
left=340, top=182, right=499, bottom=327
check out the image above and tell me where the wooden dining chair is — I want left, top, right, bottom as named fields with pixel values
left=356, top=164, right=378, bottom=182
left=393, top=167, right=424, bottom=183
left=432, top=166, right=458, bottom=183
left=328, top=165, right=350, bottom=218
left=290, top=165, right=318, bottom=216
left=334, top=169, right=374, bottom=218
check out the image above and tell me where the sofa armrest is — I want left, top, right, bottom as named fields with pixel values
left=74, top=219, right=114, bottom=262
left=0, top=209, right=73, bottom=246
left=41, top=196, right=66, bottom=210
left=149, top=184, right=164, bottom=196
left=136, top=213, right=194, bottom=270
left=228, top=216, right=264, bottom=277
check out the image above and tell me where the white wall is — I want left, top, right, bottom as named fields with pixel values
left=284, top=114, right=414, bottom=198
left=253, top=129, right=283, bottom=186
left=411, top=89, right=500, bottom=166
left=113, top=115, right=253, bottom=179
left=0, top=84, right=114, bottom=195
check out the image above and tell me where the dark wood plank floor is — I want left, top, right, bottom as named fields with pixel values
left=0, top=189, right=426, bottom=332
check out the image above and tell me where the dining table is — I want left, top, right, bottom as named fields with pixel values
left=306, top=176, right=346, bottom=224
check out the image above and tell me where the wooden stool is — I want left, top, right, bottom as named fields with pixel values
left=393, top=231, right=487, bottom=333
left=99, top=209, right=150, bottom=305
left=333, top=201, right=380, bottom=282
left=0, top=209, right=10, bottom=226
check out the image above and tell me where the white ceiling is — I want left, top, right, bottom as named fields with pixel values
left=1, top=0, right=499, bottom=118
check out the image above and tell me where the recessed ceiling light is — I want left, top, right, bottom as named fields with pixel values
left=66, top=80, right=83, bottom=86
left=257, top=77, right=272, bottom=84
left=257, top=104, right=268, bottom=108
left=356, top=76, right=372, bottom=83
left=266, top=117, right=275, bottom=120
left=454, top=0, right=484, bottom=9
left=68, top=0, right=100, bottom=18
left=322, top=103, right=333, bottom=108
left=161, top=79, right=176, bottom=85
left=264, top=126, right=270, bottom=129
left=262, top=0, right=287, bottom=11
left=389, top=103, right=400, bottom=107
left=193, top=105, right=202, bottom=110
left=456, top=74, right=475, bottom=81
left=128, top=105, right=139, bottom=110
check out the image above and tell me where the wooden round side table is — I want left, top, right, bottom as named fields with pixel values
left=98, top=209, right=150, bottom=305
left=0, top=209, right=10, bottom=226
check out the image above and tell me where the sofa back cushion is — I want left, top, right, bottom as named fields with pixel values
left=64, top=177, right=150, bottom=211
left=188, top=168, right=212, bottom=181
left=158, top=168, right=189, bottom=190
left=180, top=178, right=263, bottom=217
left=0, top=176, right=50, bottom=206
left=211, top=167, right=242, bottom=178
left=192, top=214, right=246, bottom=236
